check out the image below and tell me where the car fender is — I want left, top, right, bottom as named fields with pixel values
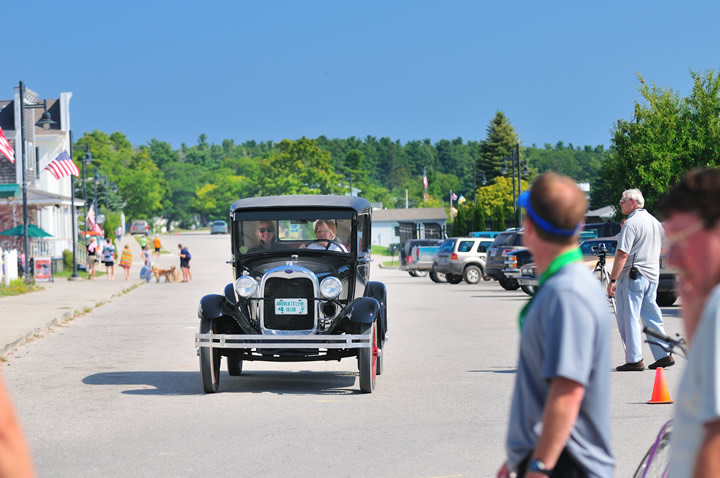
left=198, top=293, right=257, bottom=334
left=345, top=297, right=381, bottom=325
left=198, top=294, right=229, bottom=320
left=364, top=281, right=387, bottom=343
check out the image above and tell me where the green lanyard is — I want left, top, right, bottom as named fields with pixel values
left=518, top=248, right=583, bottom=330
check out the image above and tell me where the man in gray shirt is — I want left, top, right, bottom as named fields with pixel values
left=608, top=188, right=673, bottom=371
left=498, top=173, right=614, bottom=478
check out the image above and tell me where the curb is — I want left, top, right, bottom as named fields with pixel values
left=0, top=283, right=144, bottom=358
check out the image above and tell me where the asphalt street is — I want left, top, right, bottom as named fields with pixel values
left=2, top=232, right=683, bottom=477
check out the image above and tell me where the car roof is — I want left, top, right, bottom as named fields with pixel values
left=230, top=195, right=371, bottom=214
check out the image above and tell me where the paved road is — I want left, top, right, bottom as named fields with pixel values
left=3, top=233, right=683, bottom=477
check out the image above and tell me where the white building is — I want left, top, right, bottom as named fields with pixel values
left=0, top=85, right=81, bottom=264
left=371, top=208, right=447, bottom=247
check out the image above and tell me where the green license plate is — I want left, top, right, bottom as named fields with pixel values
left=274, top=298, right=308, bottom=315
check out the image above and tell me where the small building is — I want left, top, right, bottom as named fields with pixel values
left=0, top=86, right=80, bottom=263
left=371, top=208, right=447, bottom=247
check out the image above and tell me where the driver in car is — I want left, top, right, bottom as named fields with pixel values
left=251, top=221, right=281, bottom=251
left=303, top=220, right=348, bottom=252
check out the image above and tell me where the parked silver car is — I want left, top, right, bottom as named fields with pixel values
left=432, top=237, right=494, bottom=284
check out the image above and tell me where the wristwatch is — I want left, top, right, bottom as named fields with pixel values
left=610, top=279, right=616, bottom=283
left=528, top=458, right=552, bottom=475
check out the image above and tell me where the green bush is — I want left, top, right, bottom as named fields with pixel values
left=62, top=249, right=73, bottom=269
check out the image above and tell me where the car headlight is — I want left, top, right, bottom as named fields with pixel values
left=319, top=277, right=342, bottom=299
left=235, top=275, right=258, bottom=298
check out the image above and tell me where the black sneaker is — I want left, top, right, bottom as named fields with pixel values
left=616, top=360, right=645, bottom=371
left=649, top=355, right=675, bottom=370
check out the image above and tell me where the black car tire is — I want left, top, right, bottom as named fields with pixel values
left=429, top=269, right=446, bottom=283
left=656, top=291, right=677, bottom=307
left=408, top=271, right=428, bottom=278
left=358, top=321, right=378, bottom=393
left=463, top=265, right=482, bottom=284
left=521, top=285, right=536, bottom=296
left=227, top=357, right=243, bottom=376
left=499, top=275, right=520, bottom=291
left=446, top=274, right=463, bottom=284
left=199, top=318, right=221, bottom=393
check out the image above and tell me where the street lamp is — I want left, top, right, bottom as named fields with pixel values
left=472, top=164, right=488, bottom=207
left=75, top=144, right=93, bottom=245
left=103, top=175, right=110, bottom=216
left=18, top=81, right=57, bottom=282
left=501, top=144, right=529, bottom=226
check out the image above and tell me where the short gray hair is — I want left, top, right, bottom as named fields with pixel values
left=621, top=188, right=645, bottom=208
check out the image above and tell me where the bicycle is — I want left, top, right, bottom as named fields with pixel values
left=633, top=327, right=688, bottom=478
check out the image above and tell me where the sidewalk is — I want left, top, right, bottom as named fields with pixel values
left=0, top=236, right=148, bottom=357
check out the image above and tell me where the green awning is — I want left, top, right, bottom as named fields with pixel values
left=0, top=184, right=20, bottom=198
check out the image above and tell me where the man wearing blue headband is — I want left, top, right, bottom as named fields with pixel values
left=499, top=173, right=614, bottom=478
left=607, top=188, right=672, bottom=372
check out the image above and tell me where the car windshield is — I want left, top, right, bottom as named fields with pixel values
left=234, top=215, right=353, bottom=256
left=213, top=221, right=226, bottom=226
left=493, top=233, right=521, bottom=247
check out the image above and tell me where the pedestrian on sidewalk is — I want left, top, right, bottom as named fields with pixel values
left=115, top=225, right=123, bottom=242
left=119, top=244, right=133, bottom=280
left=657, top=168, right=720, bottom=477
left=153, top=234, right=162, bottom=260
left=86, top=237, right=99, bottom=280
left=498, top=173, right=614, bottom=478
left=607, top=188, right=673, bottom=371
left=102, top=238, right=116, bottom=280
left=139, top=236, right=148, bottom=250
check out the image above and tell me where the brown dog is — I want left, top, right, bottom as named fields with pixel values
left=152, top=265, right=179, bottom=283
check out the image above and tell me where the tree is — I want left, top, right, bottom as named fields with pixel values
left=592, top=71, right=720, bottom=212
left=476, top=175, right=529, bottom=227
left=472, top=204, right=486, bottom=231
left=477, top=111, right=519, bottom=181
left=492, top=204, right=506, bottom=231
left=453, top=204, right=469, bottom=236
left=259, top=138, right=342, bottom=195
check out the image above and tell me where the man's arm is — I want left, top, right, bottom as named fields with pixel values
left=527, top=377, right=585, bottom=477
left=693, top=420, right=720, bottom=477
left=607, top=250, right=628, bottom=297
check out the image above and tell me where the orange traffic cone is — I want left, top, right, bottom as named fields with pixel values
left=648, top=367, right=673, bottom=404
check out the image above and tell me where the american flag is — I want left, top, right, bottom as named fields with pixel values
left=87, top=200, right=103, bottom=235
left=44, top=151, right=79, bottom=180
left=0, top=127, right=15, bottom=163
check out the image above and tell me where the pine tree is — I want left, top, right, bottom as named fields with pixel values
left=477, top=111, right=519, bottom=182
left=472, top=204, right=486, bottom=232
left=453, top=205, right=468, bottom=236
left=492, top=204, right=506, bottom=231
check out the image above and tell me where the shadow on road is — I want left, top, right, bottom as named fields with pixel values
left=467, top=368, right=517, bottom=374
left=83, top=370, right=360, bottom=396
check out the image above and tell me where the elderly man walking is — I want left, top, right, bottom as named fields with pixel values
left=498, top=173, right=614, bottom=478
left=657, top=168, right=720, bottom=477
left=607, top=189, right=673, bottom=371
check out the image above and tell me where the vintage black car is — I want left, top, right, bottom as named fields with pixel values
left=195, top=195, right=387, bottom=393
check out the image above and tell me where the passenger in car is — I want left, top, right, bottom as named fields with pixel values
left=304, top=220, right=348, bottom=252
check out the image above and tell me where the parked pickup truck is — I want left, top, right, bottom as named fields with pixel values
left=401, top=239, right=443, bottom=277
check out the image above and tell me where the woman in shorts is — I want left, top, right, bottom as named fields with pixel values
left=87, top=237, right=99, bottom=280
left=102, top=238, right=116, bottom=280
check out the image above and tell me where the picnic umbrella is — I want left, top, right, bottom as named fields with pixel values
left=0, top=224, right=53, bottom=237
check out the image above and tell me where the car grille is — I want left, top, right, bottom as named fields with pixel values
left=263, top=277, right=315, bottom=331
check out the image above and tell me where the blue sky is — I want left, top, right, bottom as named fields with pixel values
left=3, top=1, right=719, bottom=150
